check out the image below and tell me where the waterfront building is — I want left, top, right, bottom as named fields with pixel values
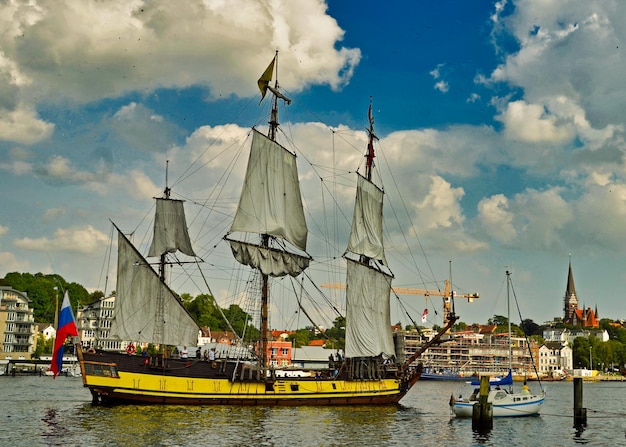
left=76, top=295, right=121, bottom=351
left=402, top=327, right=538, bottom=377
left=538, top=341, right=573, bottom=376
left=0, top=286, right=37, bottom=360
left=543, top=327, right=609, bottom=345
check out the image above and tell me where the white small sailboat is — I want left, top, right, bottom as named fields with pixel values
left=450, top=270, right=545, bottom=417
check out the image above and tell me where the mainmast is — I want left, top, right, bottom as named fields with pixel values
left=257, top=51, right=293, bottom=372
left=365, top=97, right=378, bottom=182
left=228, top=52, right=309, bottom=375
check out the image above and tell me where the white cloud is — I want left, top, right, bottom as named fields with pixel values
left=0, top=225, right=8, bottom=237
left=0, top=105, right=54, bottom=144
left=414, top=176, right=465, bottom=231
left=477, top=194, right=516, bottom=243
left=0, top=251, right=28, bottom=275
left=0, top=0, right=360, bottom=145
left=110, top=102, right=180, bottom=153
left=490, top=1, right=626, bottom=143
left=434, top=80, right=449, bottom=93
left=496, top=100, right=574, bottom=144
left=0, top=0, right=360, bottom=103
left=35, top=155, right=102, bottom=185
left=13, top=225, right=110, bottom=254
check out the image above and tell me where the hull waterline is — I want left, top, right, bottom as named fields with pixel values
left=79, top=350, right=421, bottom=406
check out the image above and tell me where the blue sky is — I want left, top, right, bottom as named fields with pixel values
left=1, top=0, right=625, bottom=329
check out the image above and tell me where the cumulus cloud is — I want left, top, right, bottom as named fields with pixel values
left=1, top=0, right=360, bottom=102
left=109, top=102, right=182, bottom=153
left=0, top=105, right=54, bottom=144
left=489, top=1, right=626, bottom=146
left=496, top=100, right=575, bottom=144
left=0, top=225, right=8, bottom=237
left=477, top=194, right=516, bottom=243
left=0, top=0, right=360, bottom=144
left=34, top=155, right=102, bottom=185
left=0, top=251, right=28, bottom=275
left=14, top=225, right=110, bottom=254
left=414, top=176, right=465, bottom=231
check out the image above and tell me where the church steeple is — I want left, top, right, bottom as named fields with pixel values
left=564, top=255, right=579, bottom=324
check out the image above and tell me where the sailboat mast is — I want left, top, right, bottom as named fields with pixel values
left=159, top=161, right=171, bottom=282
left=359, top=98, right=379, bottom=265
left=507, top=270, right=513, bottom=386
left=261, top=51, right=280, bottom=371
left=268, top=50, right=280, bottom=141
left=365, top=97, right=377, bottom=181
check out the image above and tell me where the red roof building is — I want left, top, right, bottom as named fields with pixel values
left=562, top=258, right=599, bottom=328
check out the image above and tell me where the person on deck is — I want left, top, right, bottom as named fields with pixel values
left=181, top=346, right=188, bottom=359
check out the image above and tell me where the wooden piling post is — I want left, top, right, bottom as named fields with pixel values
left=472, top=375, right=493, bottom=430
left=573, top=377, right=587, bottom=427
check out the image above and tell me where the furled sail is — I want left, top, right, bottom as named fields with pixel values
left=346, top=174, right=387, bottom=265
left=148, top=198, right=196, bottom=257
left=229, top=240, right=310, bottom=277
left=228, top=128, right=310, bottom=277
left=344, top=259, right=395, bottom=358
left=111, top=229, right=200, bottom=346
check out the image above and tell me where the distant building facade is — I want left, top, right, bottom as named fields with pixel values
left=39, top=323, right=55, bottom=340
left=0, top=286, right=37, bottom=360
left=543, top=328, right=609, bottom=345
left=563, top=258, right=599, bottom=328
left=538, top=342, right=573, bottom=376
left=76, top=295, right=122, bottom=351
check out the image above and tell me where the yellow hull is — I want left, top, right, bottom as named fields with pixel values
left=84, top=370, right=407, bottom=405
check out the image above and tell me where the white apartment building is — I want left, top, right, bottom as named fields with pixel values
left=0, top=286, right=37, bottom=360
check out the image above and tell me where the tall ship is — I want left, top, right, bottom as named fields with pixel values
left=77, top=54, right=457, bottom=405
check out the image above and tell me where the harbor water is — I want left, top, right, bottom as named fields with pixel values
left=1, top=375, right=624, bottom=446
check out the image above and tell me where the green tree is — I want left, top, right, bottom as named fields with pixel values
left=34, top=333, right=54, bottom=357
left=521, top=319, right=540, bottom=336
left=289, top=328, right=311, bottom=348
left=488, top=314, right=509, bottom=328
left=2, top=272, right=88, bottom=323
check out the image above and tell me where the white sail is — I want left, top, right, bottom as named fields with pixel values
left=111, top=230, right=200, bottom=346
left=229, top=240, right=310, bottom=277
left=148, top=198, right=196, bottom=257
left=346, top=174, right=386, bottom=265
left=344, top=259, right=395, bottom=358
left=230, top=129, right=308, bottom=251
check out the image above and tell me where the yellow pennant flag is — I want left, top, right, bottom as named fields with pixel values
left=257, top=57, right=275, bottom=101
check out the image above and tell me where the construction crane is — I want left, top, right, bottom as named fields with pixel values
left=320, top=279, right=479, bottom=327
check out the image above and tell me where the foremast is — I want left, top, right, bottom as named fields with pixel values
left=109, top=171, right=200, bottom=350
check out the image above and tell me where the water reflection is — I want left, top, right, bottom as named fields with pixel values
left=3, top=378, right=626, bottom=447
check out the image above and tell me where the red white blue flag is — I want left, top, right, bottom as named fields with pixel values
left=421, top=308, right=428, bottom=323
left=51, top=291, right=78, bottom=378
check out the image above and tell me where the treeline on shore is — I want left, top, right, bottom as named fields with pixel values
left=3, top=271, right=626, bottom=370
